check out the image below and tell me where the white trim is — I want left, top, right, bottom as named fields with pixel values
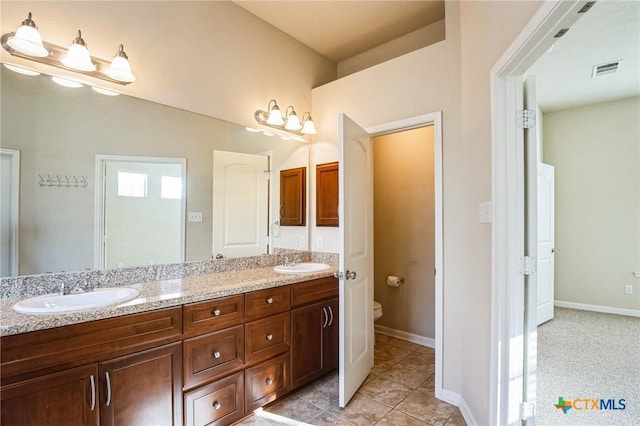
left=365, top=111, right=444, bottom=401
left=438, top=391, right=479, bottom=426
left=374, top=324, right=435, bottom=348
left=490, top=1, right=591, bottom=425
left=555, top=301, right=640, bottom=318
left=0, top=148, right=20, bottom=276
left=94, top=154, right=187, bottom=269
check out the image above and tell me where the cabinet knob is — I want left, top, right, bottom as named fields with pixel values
left=213, top=401, right=221, bottom=410
left=212, top=309, right=221, bottom=316
left=266, top=378, right=274, bottom=386
left=266, top=334, right=273, bottom=341
left=213, top=351, right=221, bottom=359
left=266, top=297, right=274, bottom=304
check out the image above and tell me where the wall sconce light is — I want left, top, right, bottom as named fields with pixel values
left=2, top=12, right=136, bottom=85
left=255, top=99, right=317, bottom=136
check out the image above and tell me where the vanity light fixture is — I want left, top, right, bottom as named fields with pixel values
left=254, top=99, right=317, bottom=137
left=61, top=30, right=96, bottom=71
left=1, top=12, right=136, bottom=86
left=2, top=63, right=40, bottom=76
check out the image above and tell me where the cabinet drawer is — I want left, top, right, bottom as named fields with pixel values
left=291, top=277, right=339, bottom=307
left=184, top=325, right=244, bottom=389
left=245, top=286, right=290, bottom=321
left=244, top=353, right=289, bottom=412
left=245, top=312, right=290, bottom=366
left=184, top=371, right=244, bottom=426
left=183, top=295, right=244, bottom=338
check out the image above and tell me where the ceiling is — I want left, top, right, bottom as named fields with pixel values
left=527, top=0, right=640, bottom=112
left=233, top=1, right=445, bottom=63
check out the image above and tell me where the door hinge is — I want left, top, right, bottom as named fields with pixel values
left=516, top=110, right=536, bottom=129
left=517, top=256, right=537, bottom=275
left=520, top=401, right=535, bottom=421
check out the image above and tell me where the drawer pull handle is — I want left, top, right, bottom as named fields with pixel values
left=212, top=309, right=221, bottom=316
left=89, top=374, right=96, bottom=411
left=213, top=401, right=222, bottom=410
left=266, top=297, right=274, bottom=304
left=266, top=378, right=274, bottom=386
left=213, top=351, right=221, bottom=359
left=105, top=371, right=112, bottom=407
left=266, top=334, right=273, bottom=341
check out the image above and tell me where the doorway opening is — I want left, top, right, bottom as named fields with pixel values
left=94, top=155, right=186, bottom=269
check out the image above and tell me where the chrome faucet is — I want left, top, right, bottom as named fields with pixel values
left=59, top=280, right=86, bottom=295
left=284, top=254, right=302, bottom=266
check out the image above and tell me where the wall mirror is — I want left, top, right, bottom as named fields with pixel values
left=0, top=67, right=309, bottom=277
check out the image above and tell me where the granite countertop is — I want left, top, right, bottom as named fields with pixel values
left=0, top=265, right=336, bottom=337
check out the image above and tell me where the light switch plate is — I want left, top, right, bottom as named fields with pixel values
left=479, top=201, right=492, bottom=224
left=188, top=212, right=203, bottom=222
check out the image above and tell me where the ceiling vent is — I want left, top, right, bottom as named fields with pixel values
left=592, top=61, right=621, bottom=77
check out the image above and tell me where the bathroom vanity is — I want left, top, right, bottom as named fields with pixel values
left=0, top=269, right=338, bottom=426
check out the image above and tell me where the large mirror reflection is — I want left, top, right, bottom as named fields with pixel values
left=0, top=67, right=309, bottom=277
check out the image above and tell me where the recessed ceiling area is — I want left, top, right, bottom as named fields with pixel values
left=527, top=0, right=640, bottom=112
left=233, top=1, right=445, bottom=63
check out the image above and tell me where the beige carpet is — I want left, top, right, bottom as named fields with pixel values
left=535, top=307, right=640, bottom=425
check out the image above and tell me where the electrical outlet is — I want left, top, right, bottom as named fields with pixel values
left=625, top=285, right=633, bottom=295
left=298, top=235, right=306, bottom=248
left=316, top=236, right=324, bottom=249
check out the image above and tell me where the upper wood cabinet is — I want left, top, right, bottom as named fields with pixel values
left=279, top=167, right=306, bottom=226
left=316, top=162, right=339, bottom=227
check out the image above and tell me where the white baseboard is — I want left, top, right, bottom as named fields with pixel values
left=440, top=390, right=478, bottom=426
left=374, top=324, right=435, bottom=348
left=554, top=300, right=640, bottom=317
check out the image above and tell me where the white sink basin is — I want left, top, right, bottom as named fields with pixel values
left=13, top=287, right=140, bottom=315
left=273, top=262, right=332, bottom=274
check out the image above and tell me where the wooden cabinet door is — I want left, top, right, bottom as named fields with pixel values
left=279, top=167, right=306, bottom=226
left=290, top=301, right=324, bottom=390
left=316, top=162, right=339, bottom=226
left=323, top=298, right=339, bottom=371
left=99, top=342, right=182, bottom=426
left=1, top=364, right=99, bottom=426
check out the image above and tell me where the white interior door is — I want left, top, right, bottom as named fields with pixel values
left=338, top=113, right=374, bottom=407
left=212, top=151, right=269, bottom=258
left=523, top=76, right=538, bottom=424
left=537, top=163, right=555, bottom=325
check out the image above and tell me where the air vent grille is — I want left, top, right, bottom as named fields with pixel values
left=592, top=61, right=621, bottom=77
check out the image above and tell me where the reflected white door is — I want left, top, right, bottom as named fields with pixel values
left=212, top=151, right=269, bottom=258
left=537, top=163, right=555, bottom=325
left=0, top=149, right=20, bottom=276
left=338, top=113, right=374, bottom=407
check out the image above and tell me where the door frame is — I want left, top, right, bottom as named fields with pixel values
left=489, top=1, right=589, bottom=424
left=94, top=155, right=187, bottom=269
left=0, top=148, right=20, bottom=276
left=365, top=111, right=444, bottom=400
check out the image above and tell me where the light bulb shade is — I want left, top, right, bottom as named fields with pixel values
left=267, top=102, right=284, bottom=126
left=285, top=113, right=302, bottom=131
left=106, top=45, right=136, bottom=82
left=301, top=119, right=317, bottom=135
left=7, top=13, right=48, bottom=57
left=3, top=63, right=40, bottom=76
left=51, top=76, right=83, bottom=88
left=62, top=31, right=96, bottom=71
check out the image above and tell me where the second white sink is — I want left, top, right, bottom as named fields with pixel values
left=273, top=262, right=332, bottom=274
left=13, top=287, right=140, bottom=315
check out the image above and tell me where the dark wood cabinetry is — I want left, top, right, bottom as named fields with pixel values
left=290, top=277, right=339, bottom=390
left=279, top=167, right=306, bottom=226
left=1, top=277, right=337, bottom=426
left=316, top=162, right=339, bottom=226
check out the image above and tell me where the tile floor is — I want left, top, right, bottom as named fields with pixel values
left=234, top=333, right=466, bottom=425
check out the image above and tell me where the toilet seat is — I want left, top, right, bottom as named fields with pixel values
left=373, top=300, right=383, bottom=320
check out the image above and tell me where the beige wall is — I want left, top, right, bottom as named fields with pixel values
left=312, top=1, right=543, bottom=422
left=0, top=1, right=336, bottom=130
left=373, top=126, right=435, bottom=339
left=543, top=96, right=640, bottom=312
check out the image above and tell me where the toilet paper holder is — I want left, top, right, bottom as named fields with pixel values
left=386, top=276, right=404, bottom=287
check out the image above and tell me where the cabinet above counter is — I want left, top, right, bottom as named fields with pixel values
left=1, top=262, right=337, bottom=337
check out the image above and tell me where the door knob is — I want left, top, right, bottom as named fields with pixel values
left=345, top=270, right=357, bottom=280
left=551, top=248, right=560, bottom=254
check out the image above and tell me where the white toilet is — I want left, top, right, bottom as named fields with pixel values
left=373, top=300, right=383, bottom=321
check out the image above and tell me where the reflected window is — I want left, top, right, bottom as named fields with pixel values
left=117, top=171, right=147, bottom=197
left=161, top=176, right=182, bottom=199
